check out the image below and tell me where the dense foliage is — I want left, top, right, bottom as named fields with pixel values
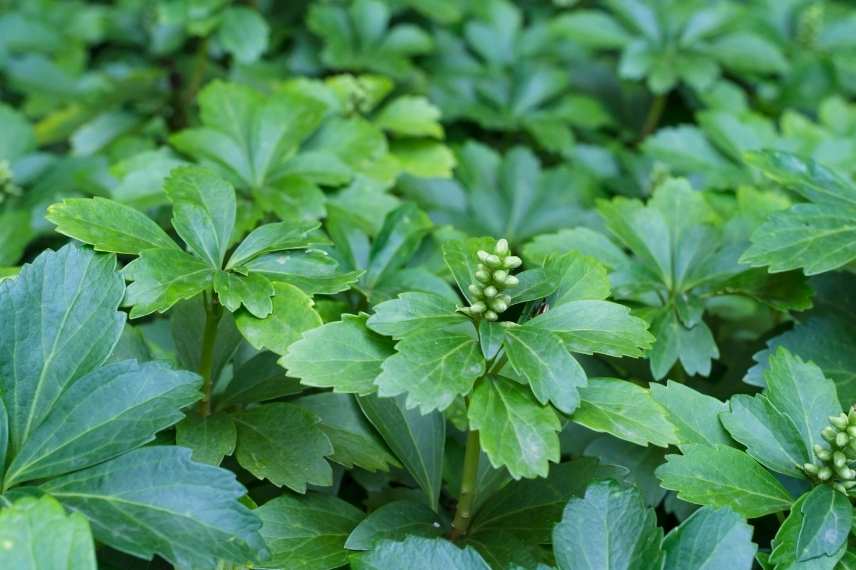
left=1, top=0, right=856, bottom=568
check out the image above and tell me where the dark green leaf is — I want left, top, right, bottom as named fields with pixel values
left=235, top=282, right=322, bottom=355
left=175, top=413, right=237, bottom=466
left=345, top=500, right=445, bottom=550
left=662, top=507, right=757, bottom=570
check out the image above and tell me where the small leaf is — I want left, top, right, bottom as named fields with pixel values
left=650, top=381, right=734, bottom=448
left=656, top=444, right=793, bottom=518
left=235, top=282, right=322, bottom=355
left=574, top=378, right=678, bottom=448
left=175, top=413, right=237, bottom=466
left=0, top=496, right=96, bottom=570
left=233, top=402, right=333, bottom=493
left=364, top=204, right=432, bottom=290
left=662, top=507, right=757, bottom=570
left=547, top=251, right=611, bottom=305
left=123, top=248, right=215, bottom=318
left=218, top=6, right=269, bottom=64
left=226, top=220, right=322, bottom=270
left=282, top=314, right=394, bottom=395
left=46, top=197, right=179, bottom=255
left=552, top=480, right=663, bottom=570
left=367, top=292, right=465, bottom=339
left=213, top=270, right=274, bottom=318
left=257, top=493, right=363, bottom=570
left=346, top=500, right=445, bottom=550
left=468, top=376, right=561, bottom=479
left=648, top=309, right=719, bottom=379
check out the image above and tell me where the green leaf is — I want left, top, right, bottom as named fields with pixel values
left=574, top=378, right=678, bottom=448
left=345, top=500, right=445, bottom=550
left=762, top=348, right=842, bottom=464
left=363, top=204, right=432, bottom=291
left=376, top=328, right=485, bottom=413
left=352, top=536, right=490, bottom=570
left=46, top=197, right=179, bottom=255
left=648, top=309, right=719, bottom=379
left=523, top=228, right=628, bottom=270
left=282, top=314, right=394, bottom=395
left=41, top=446, right=266, bottom=568
left=662, top=507, right=757, bottom=570
left=503, top=324, right=587, bottom=414
left=247, top=250, right=362, bottom=295
left=235, top=282, right=322, bottom=355
left=468, top=376, right=561, bottom=479
left=547, top=251, right=612, bottom=305
left=376, top=96, right=444, bottom=138
left=442, top=237, right=496, bottom=305
left=469, top=458, right=629, bottom=543
left=710, top=32, right=788, bottom=74
left=358, top=393, right=445, bottom=510
left=175, top=413, right=237, bottom=466
left=528, top=300, right=654, bottom=358
left=0, top=496, right=96, bottom=570
left=5, top=360, right=200, bottom=487
left=256, top=493, right=363, bottom=570
left=719, top=394, right=809, bottom=478
left=233, top=402, right=333, bottom=492
left=213, top=270, right=274, bottom=318
left=123, top=248, right=215, bottom=318
left=770, top=486, right=851, bottom=568
left=367, top=292, right=465, bottom=339
left=552, top=480, right=663, bottom=570
left=552, top=11, right=632, bottom=49
left=164, top=166, right=236, bottom=269
left=226, top=220, right=322, bottom=269
left=217, top=352, right=303, bottom=409
left=650, top=381, right=734, bottom=449
left=0, top=245, right=125, bottom=457
left=656, top=444, right=793, bottom=518
left=296, top=392, right=398, bottom=472
left=218, top=6, right=269, bottom=64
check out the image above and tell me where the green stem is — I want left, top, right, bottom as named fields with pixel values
left=639, top=93, right=667, bottom=141
left=450, top=428, right=481, bottom=540
left=198, top=296, right=223, bottom=416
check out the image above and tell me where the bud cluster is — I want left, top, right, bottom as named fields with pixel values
left=0, top=160, right=21, bottom=205
left=459, top=239, right=521, bottom=322
left=801, top=410, right=856, bottom=494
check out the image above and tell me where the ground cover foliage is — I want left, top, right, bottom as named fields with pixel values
left=1, top=0, right=856, bottom=568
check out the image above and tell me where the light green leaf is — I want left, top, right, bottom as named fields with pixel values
left=662, top=507, right=757, bottom=570
left=352, top=536, right=490, bottom=570
left=574, top=377, right=678, bottom=448
left=0, top=496, right=96, bottom=570
left=165, top=166, right=236, bottom=268
left=123, top=248, right=215, bottom=318
left=5, top=360, right=199, bottom=487
left=523, top=228, right=628, bottom=270
left=547, top=251, right=611, bottom=305
left=656, top=444, right=793, bottom=518
left=468, top=377, right=561, bottom=479
left=376, top=96, right=443, bottom=138
left=0, top=245, right=125, bottom=457
left=46, top=197, right=179, bottom=255
left=720, top=394, right=809, bottom=478
left=213, top=270, right=274, bottom=318
left=175, top=413, right=237, bottom=466
left=346, top=500, right=445, bottom=550
left=650, top=381, right=734, bottom=449
left=296, top=392, right=398, bottom=472
left=358, top=394, right=445, bottom=510
left=553, top=480, right=663, bottom=570
left=233, top=402, right=333, bottom=493
left=503, top=324, right=586, bottom=414
left=235, top=282, right=322, bottom=355
left=367, top=292, right=465, bottom=339
left=376, top=328, right=485, bottom=413
left=528, top=300, right=654, bottom=358
left=282, top=314, right=394, bottom=395
left=41, top=446, right=266, bottom=568
left=256, top=493, right=363, bottom=570
left=218, top=6, right=269, bottom=64
left=246, top=250, right=363, bottom=295
left=226, top=220, right=322, bottom=269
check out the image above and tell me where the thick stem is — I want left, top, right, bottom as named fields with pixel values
left=198, top=296, right=223, bottom=416
left=639, top=93, right=667, bottom=141
left=450, top=429, right=481, bottom=540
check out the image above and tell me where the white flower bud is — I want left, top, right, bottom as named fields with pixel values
left=831, top=414, right=849, bottom=429
left=477, top=250, right=490, bottom=263
left=837, top=432, right=849, bottom=448
left=504, top=275, right=519, bottom=287
left=495, top=239, right=509, bottom=255
left=819, top=467, right=832, bottom=481
left=491, top=300, right=508, bottom=313
left=484, top=310, right=498, bottom=321
left=485, top=254, right=502, bottom=268
left=834, top=451, right=847, bottom=468
left=803, top=463, right=819, bottom=474
left=503, top=256, right=522, bottom=269
left=493, top=270, right=508, bottom=282
left=475, top=270, right=490, bottom=283
left=468, top=284, right=483, bottom=297
left=470, top=302, right=486, bottom=314
left=483, top=286, right=497, bottom=298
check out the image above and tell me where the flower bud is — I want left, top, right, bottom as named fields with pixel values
left=499, top=294, right=511, bottom=305
left=491, top=300, right=508, bottom=313
left=844, top=480, right=856, bottom=489
left=815, top=444, right=826, bottom=455
left=493, top=270, right=508, bottom=282
left=477, top=250, right=490, bottom=262
left=847, top=426, right=856, bottom=438
left=834, top=482, right=847, bottom=494
left=475, top=270, right=490, bottom=283
left=834, top=451, right=847, bottom=468
left=504, top=275, right=519, bottom=287
left=484, top=310, right=498, bottom=321
left=483, top=286, right=497, bottom=298
left=468, top=284, right=483, bottom=297
left=485, top=254, right=502, bottom=268
left=495, top=239, right=509, bottom=256
left=803, top=463, right=819, bottom=475
left=822, top=426, right=838, bottom=442
left=819, top=467, right=833, bottom=481
left=503, top=256, right=522, bottom=269
left=817, top=448, right=832, bottom=461
left=469, top=302, right=486, bottom=314
left=836, top=432, right=849, bottom=448
left=839, top=467, right=855, bottom=480
left=831, top=414, right=849, bottom=430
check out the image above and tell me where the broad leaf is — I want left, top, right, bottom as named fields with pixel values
left=468, top=376, right=561, bottom=479
left=123, top=248, right=215, bottom=318
left=367, top=292, right=466, bottom=339
left=547, top=251, right=611, bottom=305
left=552, top=480, right=663, bottom=570
left=233, top=403, right=333, bottom=493
left=46, top=197, right=179, bottom=255
left=213, top=270, right=274, bottom=318
left=256, top=493, right=363, bottom=570
left=226, top=220, right=322, bottom=269
left=650, top=381, right=734, bottom=449
left=41, top=446, right=266, bottom=568
left=0, top=495, right=96, bottom=570
left=662, top=507, right=757, bottom=570
left=574, top=378, right=678, bottom=448
left=282, top=314, right=394, bottom=395
left=345, top=500, right=445, bottom=550
left=235, top=282, right=323, bottom=355
left=352, top=536, right=490, bottom=570
left=656, top=444, right=793, bottom=518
